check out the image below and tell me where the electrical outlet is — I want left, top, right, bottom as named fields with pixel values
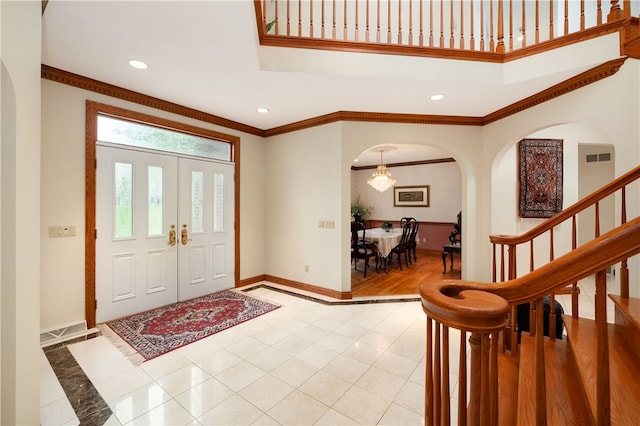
left=49, top=225, right=76, bottom=238
left=325, top=220, right=335, bottom=229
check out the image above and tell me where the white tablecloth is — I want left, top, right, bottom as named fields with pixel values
left=359, top=228, right=403, bottom=258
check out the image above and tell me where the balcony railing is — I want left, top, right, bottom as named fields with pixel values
left=255, top=0, right=639, bottom=60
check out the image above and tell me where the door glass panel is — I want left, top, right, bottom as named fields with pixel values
left=97, top=115, right=231, bottom=161
left=148, top=166, right=163, bottom=236
left=213, top=172, right=224, bottom=231
left=191, top=171, right=204, bottom=233
left=114, top=162, right=133, bottom=238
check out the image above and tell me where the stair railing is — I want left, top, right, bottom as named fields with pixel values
left=490, top=165, right=640, bottom=350
left=255, top=0, right=638, bottom=59
left=421, top=216, right=640, bottom=425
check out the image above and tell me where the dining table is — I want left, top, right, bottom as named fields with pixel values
left=358, top=227, right=403, bottom=258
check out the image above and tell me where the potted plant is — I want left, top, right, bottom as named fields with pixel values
left=351, top=196, right=372, bottom=222
left=380, top=221, right=393, bottom=232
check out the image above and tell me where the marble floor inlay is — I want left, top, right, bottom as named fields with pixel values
left=44, top=338, right=112, bottom=425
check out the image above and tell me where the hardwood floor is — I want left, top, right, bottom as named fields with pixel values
left=351, top=249, right=462, bottom=297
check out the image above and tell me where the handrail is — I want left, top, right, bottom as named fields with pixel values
left=490, top=165, right=640, bottom=245
left=421, top=216, right=640, bottom=425
left=255, top=0, right=637, bottom=60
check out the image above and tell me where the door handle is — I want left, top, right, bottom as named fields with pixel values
left=167, top=224, right=176, bottom=246
left=181, top=224, right=191, bottom=245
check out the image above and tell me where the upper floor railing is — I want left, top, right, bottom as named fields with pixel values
left=255, top=0, right=639, bottom=60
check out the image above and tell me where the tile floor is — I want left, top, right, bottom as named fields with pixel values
left=40, top=276, right=608, bottom=425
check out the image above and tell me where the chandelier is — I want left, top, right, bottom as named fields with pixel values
left=367, top=151, right=396, bottom=193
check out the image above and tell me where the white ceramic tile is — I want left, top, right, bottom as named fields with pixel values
left=197, top=394, right=263, bottom=425
left=226, top=336, right=269, bottom=358
left=108, top=383, right=172, bottom=425
left=269, top=357, right=318, bottom=388
left=40, top=364, right=67, bottom=407
left=322, top=354, right=369, bottom=384
left=387, top=336, right=426, bottom=361
left=126, top=398, right=195, bottom=425
left=95, top=367, right=154, bottom=403
left=354, top=366, right=407, bottom=401
left=174, top=377, right=235, bottom=418
left=251, top=413, right=281, bottom=425
left=156, top=364, right=211, bottom=397
left=393, top=379, right=425, bottom=415
left=332, top=385, right=391, bottom=425
left=246, top=346, right=292, bottom=372
left=314, top=408, right=359, bottom=425
left=250, top=326, right=290, bottom=346
left=175, top=335, right=222, bottom=362
left=292, top=324, right=331, bottom=342
left=317, top=333, right=357, bottom=353
left=358, top=330, right=397, bottom=351
left=342, top=341, right=385, bottom=365
left=139, top=351, right=192, bottom=380
left=102, top=414, right=123, bottom=425
left=298, top=370, right=351, bottom=406
left=295, top=344, right=339, bottom=369
left=271, top=334, right=314, bottom=356
left=373, top=351, right=419, bottom=379
left=195, top=349, right=242, bottom=375
left=238, top=374, right=295, bottom=411
left=40, top=397, right=78, bottom=426
left=266, top=390, right=329, bottom=426
left=378, top=402, right=424, bottom=425
left=214, top=360, right=266, bottom=392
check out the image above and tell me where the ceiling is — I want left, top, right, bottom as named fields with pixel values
left=41, top=1, right=619, bottom=167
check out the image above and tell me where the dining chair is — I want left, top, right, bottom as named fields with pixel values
left=387, top=220, right=412, bottom=270
left=406, top=218, right=419, bottom=263
left=351, top=221, right=379, bottom=278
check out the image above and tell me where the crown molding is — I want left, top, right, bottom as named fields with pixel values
left=351, top=157, right=456, bottom=171
left=42, top=56, right=626, bottom=137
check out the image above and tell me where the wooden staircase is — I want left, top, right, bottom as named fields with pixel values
left=504, top=295, right=640, bottom=425
left=420, top=165, right=640, bottom=425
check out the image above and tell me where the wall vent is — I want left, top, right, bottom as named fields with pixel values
left=585, top=152, right=611, bottom=163
left=40, top=321, right=91, bottom=347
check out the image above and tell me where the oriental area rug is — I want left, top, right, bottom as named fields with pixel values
left=518, top=138, right=564, bottom=218
left=100, top=290, right=280, bottom=363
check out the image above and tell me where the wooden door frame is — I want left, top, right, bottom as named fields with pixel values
left=85, top=100, right=240, bottom=328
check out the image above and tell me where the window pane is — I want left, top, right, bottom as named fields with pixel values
left=114, top=162, right=133, bottom=238
left=98, top=115, right=231, bottom=161
left=213, top=173, right=224, bottom=231
left=148, top=166, right=163, bottom=236
left=191, top=171, right=204, bottom=233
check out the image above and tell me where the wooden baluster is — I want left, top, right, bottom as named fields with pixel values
left=342, top=1, right=348, bottom=40
left=275, top=0, right=280, bottom=34
left=564, top=0, right=569, bottom=35
left=511, top=305, right=518, bottom=355
left=620, top=186, right=629, bottom=297
left=397, top=0, right=402, bottom=44
left=521, top=0, right=526, bottom=48
left=419, top=0, right=424, bottom=46
left=549, top=0, right=554, bottom=40
left=469, top=333, right=481, bottom=426
left=480, top=0, right=485, bottom=52
left=321, top=0, right=325, bottom=38
left=623, top=0, right=631, bottom=18
left=459, top=330, right=467, bottom=425
left=426, top=317, right=433, bottom=424
left=449, top=0, right=454, bottom=47
left=408, top=0, right=413, bottom=45
left=489, top=0, right=495, bottom=52
left=549, top=293, right=557, bottom=340
left=439, top=0, right=444, bottom=47
left=597, top=0, right=602, bottom=25
left=530, top=239, right=535, bottom=272
left=309, top=0, right=314, bottom=37
left=332, top=0, right=336, bottom=39
left=365, top=0, right=370, bottom=41
left=349, top=0, right=353, bottom=40
left=352, top=0, right=360, bottom=41
left=298, top=0, right=302, bottom=36
left=595, top=201, right=601, bottom=237
left=442, top=326, right=450, bottom=425
left=535, top=0, right=540, bottom=44
left=508, top=243, right=517, bottom=280
left=500, top=244, right=506, bottom=282
left=429, top=0, right=434, bottom=47
left=460, top=0, right=465, bottom=49
left=387, top=0, right=391, bottom=43
left=434, top=323, right=442, bottom=425
left=376, top=0, right=380, bottom=42
left=286, top=0, right=291, bottom=36
left=549, top=227, right=555, bottom=264
left=572, top=215, right=579, bottom=318
left=480, top=334, right=490, bottom=424
left=595, top=269, right=611, bottom=426
left=490, top=332, right=499, bottom=424
left=535, top=297, right=548, bottom=425
left=580, top=0, right=585, bottom=30
left=492, top=243, right=497, bottom=282
left=470, top=0, right=475, bottom=50
left=507, top=0, right=513, bottom=51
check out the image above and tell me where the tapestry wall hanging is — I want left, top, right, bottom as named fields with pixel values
left=518, top=138, right=563, bottom=218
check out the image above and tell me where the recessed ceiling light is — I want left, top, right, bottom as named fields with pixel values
left=128, top=59, right=148, bottom=69
left=430, top=94, right=445, bottom=101
left=257, top=107, right=269, bottom=114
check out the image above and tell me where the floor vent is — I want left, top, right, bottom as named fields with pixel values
left=40, top=321, right=91, bottom=347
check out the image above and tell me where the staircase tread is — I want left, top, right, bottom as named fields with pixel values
left=609, top=295, right=640, bottom=331
left=563, top=315, right=640, bottom=425
left=516, top=334, right=593, bottom=426
left=497, top=352, right=519, bottom=426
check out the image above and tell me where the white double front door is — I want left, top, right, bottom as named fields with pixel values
left=96, top=145, right=234, bottom=323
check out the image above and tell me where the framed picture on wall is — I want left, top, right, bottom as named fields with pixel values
left=393, top=185, right=430, bottom=207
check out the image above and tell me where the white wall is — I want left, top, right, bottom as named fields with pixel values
left=40, top=81, right=267, bottom=331
left=1, top=1, right=41, bottom=423
left=351, top=161, right=461, bottom=222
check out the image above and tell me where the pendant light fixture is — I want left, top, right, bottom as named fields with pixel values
left=367, top=150, right=396, bottom=193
